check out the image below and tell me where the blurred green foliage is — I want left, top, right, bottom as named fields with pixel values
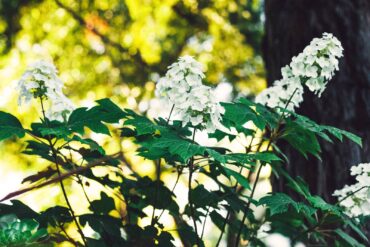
left=0, top=0, right=265, bottom=100
left=0, top=214, right=49, bottom=246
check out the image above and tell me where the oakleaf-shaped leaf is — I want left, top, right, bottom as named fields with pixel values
left=259, top=193, right=315, bottom=216
left=152, top=135, right=205, bottom=162
left=307, top=196, right=341, bottom=215
left=68, top=98, right=125, bottom=135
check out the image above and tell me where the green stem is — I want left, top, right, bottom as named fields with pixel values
left=155, top=168, right=182, bottom=224
left=234, top=88, right=314, bottom=245
left=39, top=98, right=88, bottom=246
left=166, top=104, right=175, bottom=124
left=201, top=206, right=210, bottom=239
left=188, top=129, right=201, bottom=245
left=234, top=162, right=264, bottom=247
left=151, top=159, right=161, bottom=225
left=215, top=137, right=256, bottom=247
left=151, top=104, right=175, bottom=226
left=234, top=89, right=299, bottom=246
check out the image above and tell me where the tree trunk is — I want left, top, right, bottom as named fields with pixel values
left=263, top=0, right=370, bottom=203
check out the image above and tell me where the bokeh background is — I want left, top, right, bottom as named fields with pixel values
left=0, top=0, right=267, bottom=245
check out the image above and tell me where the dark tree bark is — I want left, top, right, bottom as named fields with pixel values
left=263, top=0, right=370, bottom=203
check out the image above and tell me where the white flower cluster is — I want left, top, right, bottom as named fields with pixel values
left=155, top=56, right=224, bottom=132
left=17, top=60, right=74, bottom=121
left=256, top=33, right=343, bottom=112
left=333, top=163, right=370, bottom=218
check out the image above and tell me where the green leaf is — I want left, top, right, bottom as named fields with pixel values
left=36, top=120, right=70, bottom=138
left=290, top=112, right=362, bottom=147
left=89, top=192, right=115, bottom=215
left=286, top=176, right=311, bottom=198
left=334, top=229, right=365, bottom=247
left=20, top=219, right=39, bottom=232
left=282, top=120, right=321, bottom=159
left=0, top=215, right=48, bottom=245
left=0, top=214, right=17, bottom=226
left=68, top=98, right=125, bottom=135
left=0, top=200, right=39, bottom=221
left=177, top=223, right=204, bottom=247
left=307, top=196, right=341, bottom=215
left=344, top=219, right=369, bottom=243
left=0, top=112, right=25, bottom=141
left=223, top=166, right=250, bottom=190
left=124, top=110, right=158, bottom=135
left=157, top=231, right=175, bottom=247
left=209, top=210, right=226, bottom=230
left=225, top=151, right=280, bottom=165
left=208, top=129, right=237, bottom=142
left=38, top=206, right=72, bottom=227
left=191, top=185, right=219, bottom=208
left=22, top=140, right=53, bottom=162
left=321, top=126, right=362, bottom=147
left=79, top=214, right=123, bottom=238
left=246, top=152, right=281, bottom=163
left=259, top=193, right=315, bottom=216
left=168, top=140, right=204, bottom=162
left=222, top=101, right=266, bottom=130
left=70, top=135, right=105, bottom=154
left=120, top=127, right=136, bottom=137
left=206, top=148, right=227, bottom=164
left=151, top=134, right=205, bottom=162
left=28, top=228, right=48, bottom=242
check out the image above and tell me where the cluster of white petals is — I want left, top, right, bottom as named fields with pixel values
left=256, top=76, right=304, bottom=112
left=155, top=56, right=224, bottom=132
left=333, top=163, right=370, bottom=218
left=256, top=33, right=343, bottom=112
left=17, top=60, right=74, bottom=121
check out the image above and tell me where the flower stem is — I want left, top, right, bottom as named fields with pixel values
left=336, top=186, right=369, bottom=204
left=166, top=104, right=175, bottom=124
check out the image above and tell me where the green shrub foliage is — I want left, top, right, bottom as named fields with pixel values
left=0, top=95, right=367, bottom=246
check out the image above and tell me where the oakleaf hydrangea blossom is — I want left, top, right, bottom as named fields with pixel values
left=155, top=56, right=224, bottom=132
left=333, top=163, right=370, bottom=218
left=16, top=60, right=75, bottom=121
left=256, top=33, right=343, bottom=112
left=256, top=77, right=304, bottom=112
left=17, top=60, right=63, bottom=105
